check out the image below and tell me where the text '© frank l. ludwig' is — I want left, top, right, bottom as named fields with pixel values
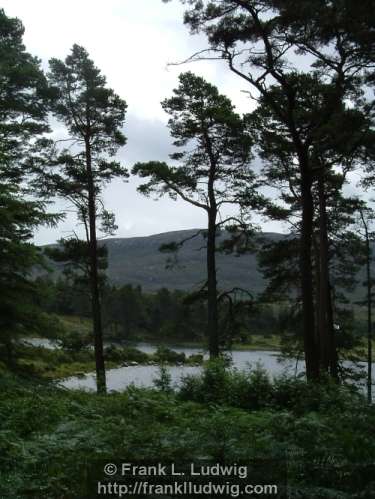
left=121, top=462, right=249, bottom=479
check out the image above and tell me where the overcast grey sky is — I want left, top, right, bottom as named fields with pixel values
left=3, top=0, right=298, bottom=244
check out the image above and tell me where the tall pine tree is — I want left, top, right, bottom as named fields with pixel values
left=47, top=45, right=128, bottom=393
left=0, top=9, right=59, bottom=365
left=133, top=72, right=257, bottom=357
left=166, top=0, right=373, bottom=380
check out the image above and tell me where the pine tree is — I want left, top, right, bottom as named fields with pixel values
left=166, top=0, right=374, bottom=378
left=252, top=75, right=372, bottom=377
left=133, top=72, right=256, bottom=358
left=0, top=9, right=59, bottom=365
left=47, top=45, right=128, bottom=393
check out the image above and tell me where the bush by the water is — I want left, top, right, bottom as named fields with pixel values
left=178, top=359, right=363, bottom=413
left=154, top=345, right=186, bottom=363
left=104, top=344, right=149, bottom=364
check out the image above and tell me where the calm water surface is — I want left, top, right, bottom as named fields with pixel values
left=24, top=338, right=372, bottom=393
left=59, top=344, right=300, bottom=392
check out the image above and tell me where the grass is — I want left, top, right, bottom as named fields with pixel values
left=151, top=334, right=281, bottom=351
left=57, top=315, right=93, bottom=337
left=233, top=334, right=281, bottom=351
left=14, top=345, right=120, bottom=380
left=17, top=357, right=120, bottom=380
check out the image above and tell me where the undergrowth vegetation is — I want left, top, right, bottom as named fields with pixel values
left=178, top=360, right=363, bottom=414
left=1, top=366, right=374, bottom=498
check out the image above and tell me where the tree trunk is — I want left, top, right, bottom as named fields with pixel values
left=300, top=166, right=320, bottom=380
left=317, top=174, right=337, bottom=378
left=359, top=209, right=372, bottom=403
left=85, top=137, right=107, bottom=394
left=313, top=234, right=322, bottom=364
left=203, top=129, right=219, bottom=359
left=366, top=227, right=373, bottom=404
left=207, top=207, right=219, bottom=358
left=327, top=281, right=338, bottom=379
left=5, top=337, right=15, bottom=369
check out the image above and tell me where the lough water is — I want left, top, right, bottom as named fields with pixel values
left=24, top=338, right=372, bottom=393
left=59, top=343, right=301, bottom=392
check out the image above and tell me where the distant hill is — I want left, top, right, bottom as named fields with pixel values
left=41, top=229, right=285, bottom=294
left=40, top=229, right=371, bottom=301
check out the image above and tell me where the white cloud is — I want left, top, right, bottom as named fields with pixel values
left=1, top=0, right=273, bottom=244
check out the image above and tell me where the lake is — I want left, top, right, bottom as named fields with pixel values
left=59, top=343, right=303, bottom=391
left=24, top=338, right=372, bottom=393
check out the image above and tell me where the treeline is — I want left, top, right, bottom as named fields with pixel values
left=1, top=3, right=375, bottom=397
left=35, top=276, right=366, bottom=366
left=36, top=278, right=280, bottom=345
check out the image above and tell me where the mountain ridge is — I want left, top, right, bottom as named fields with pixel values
left=41, top=229, right=287, bottom=293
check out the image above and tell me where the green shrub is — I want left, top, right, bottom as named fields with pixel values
left=153, top=364, right=173, bottom=393
left=57, top=330, right=91, bottom=352
left=104, top=345, right=149, bottom=363
left=154, top=346, right=186, bottom=363
left=104, top=345, right=125, bottom=362
left=179, top=359, right=273, bottom=409
left=272, top=374, right=363, bottom=414
left=186, top=353, right=204, bottom=364
left=179, top=358, right=227, bottom=404
left=178, top=361, right=364, bottom=415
